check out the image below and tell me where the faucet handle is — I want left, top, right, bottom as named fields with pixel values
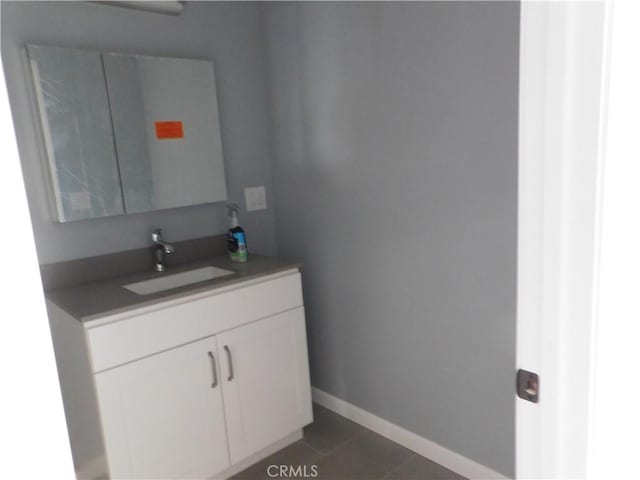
left=151, top=228, right=163, bottom=243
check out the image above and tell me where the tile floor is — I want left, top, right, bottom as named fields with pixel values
left=232, top=404, right=466, bottom=480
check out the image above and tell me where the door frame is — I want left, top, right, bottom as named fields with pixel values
left=517, top=2, right=612, bottom=478
left=586, top=1, right=640, bottom=477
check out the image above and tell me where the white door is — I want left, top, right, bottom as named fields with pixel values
left=217, top=307, right=313, bottom=464
left=517, top=2, right=610, bottom=478
left=94, top=336, right=230, bottom=479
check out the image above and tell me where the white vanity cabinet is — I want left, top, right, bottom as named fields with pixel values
left=94, top=337, right=230, bottom=479
left=47, top=269, right=313, bottom=480
left=217, top=307, right=311, bottom=464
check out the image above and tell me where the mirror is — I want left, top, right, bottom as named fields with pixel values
left=28, top=45, right=125, bottom=222
left=103, top=53, right=227, bottom=214
left=28, top=45, right=228, bottom=222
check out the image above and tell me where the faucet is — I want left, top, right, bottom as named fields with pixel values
left=151, top=228, right=174, bottom=272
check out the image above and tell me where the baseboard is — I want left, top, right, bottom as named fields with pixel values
left=311, top=387, right=509, bottom=480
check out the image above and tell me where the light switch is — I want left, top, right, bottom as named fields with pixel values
left=244, top=186, right=267, bottom=211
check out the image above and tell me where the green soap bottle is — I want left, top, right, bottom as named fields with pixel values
left=227, top=203, right=248, bottom=263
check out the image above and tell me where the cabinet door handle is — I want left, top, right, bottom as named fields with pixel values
left=224, top=345, right=234, bottom=381
left=207, top=351, right=218, bottom=388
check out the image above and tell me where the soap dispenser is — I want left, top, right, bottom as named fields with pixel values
left=227, top=203, right=248, bottom=263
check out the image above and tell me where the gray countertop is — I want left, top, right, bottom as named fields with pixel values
left=46, top=254, right=302, bottom=322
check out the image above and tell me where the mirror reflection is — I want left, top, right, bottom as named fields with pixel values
left=28, top=45, right=125, bottom=221
left=103, top=53, right=227, bottom=214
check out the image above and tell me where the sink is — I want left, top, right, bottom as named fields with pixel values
left=123, top=266, right=234, bottom=295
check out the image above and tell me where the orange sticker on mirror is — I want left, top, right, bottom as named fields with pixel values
left=155, top=121, right=184, bottom=139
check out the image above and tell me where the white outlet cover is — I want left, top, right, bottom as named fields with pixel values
left=244, top=186, right=267, bottom=211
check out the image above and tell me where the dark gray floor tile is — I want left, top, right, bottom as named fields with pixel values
left=303, top=404, right=366, bottom=454
left=384, top=453, right=467, bottom=480
left=231, top=404, right=466, bottom=480
left=230, top=440, right=322, bottom=480
left=314, top=431, right=414, bottom=480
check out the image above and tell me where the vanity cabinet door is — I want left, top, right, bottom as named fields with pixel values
left=94, top=336, right=230, bottom=479
left=217, top=307, right=313, bottom=464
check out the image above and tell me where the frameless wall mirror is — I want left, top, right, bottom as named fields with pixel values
left=27, top=45, right=228, bottom=222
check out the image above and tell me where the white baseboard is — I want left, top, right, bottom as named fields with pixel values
left=311, top=387, right=509, bottom=480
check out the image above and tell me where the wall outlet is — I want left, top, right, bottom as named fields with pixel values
left=244, top=186, right=267, bottom=211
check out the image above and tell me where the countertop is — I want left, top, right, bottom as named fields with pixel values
left=45, top=254, right=302, bottom=322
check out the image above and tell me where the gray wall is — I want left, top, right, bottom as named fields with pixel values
left=1, top=1, right=277, bottom=264
left=262, top=2, right=518, bottom=476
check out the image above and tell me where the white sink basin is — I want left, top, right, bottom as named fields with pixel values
left=123, top=266, right=234, bottom=295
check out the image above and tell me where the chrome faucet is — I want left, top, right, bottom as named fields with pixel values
left=151, top=228, right=174, bottom=272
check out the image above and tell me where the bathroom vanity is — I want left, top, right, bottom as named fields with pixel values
left=28, top=41, right=311, bottom=479
left=46, top=255, right=312, bottom=479
left=26, top=36, right=309, bottom=480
